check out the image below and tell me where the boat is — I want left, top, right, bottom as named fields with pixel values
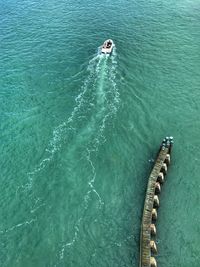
left=101, top=39, right=114, bottom=54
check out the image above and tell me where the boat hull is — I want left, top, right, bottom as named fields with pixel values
left=101, top=39, right=114, bottom=54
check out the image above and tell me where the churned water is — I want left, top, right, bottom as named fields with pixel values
left=0, top=0, right=200, bottom=266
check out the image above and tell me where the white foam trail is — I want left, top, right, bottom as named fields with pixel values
left=82, top=49, right=119, bottom=211
left=58, top=217, right=82, bottom=262
left=30, top=198, right=46, bottom=214
left=86, top=148, right=104, bottom=206
left=0, top=218, right=36, bottom=234
left=17, top=49, right=119, bottom=263
left=96, top=59, right=108, bottom=107
left=57, top=48, right=120, bottom=262
left=20, top=53, right=108, bottom=191
left=15, top=55, right=111, bottom=249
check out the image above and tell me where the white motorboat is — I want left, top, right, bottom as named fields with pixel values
left=101, top=39, right=114, bottom=54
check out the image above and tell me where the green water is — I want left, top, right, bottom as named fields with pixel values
left=0, top=0, right=200, bottom=266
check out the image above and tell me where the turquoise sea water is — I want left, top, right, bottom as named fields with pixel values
left=0, top=0, right=200, bottom=266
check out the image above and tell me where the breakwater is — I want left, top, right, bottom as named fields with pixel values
left=140, top=137, right=173, bottom=267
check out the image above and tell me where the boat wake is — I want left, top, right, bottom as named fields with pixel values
left=21, top=48, right=118, bottom=190
left=56, top=47, right=119, bottom=264
left=17, top=48, right=119, bottom=265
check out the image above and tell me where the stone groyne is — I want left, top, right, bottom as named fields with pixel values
left=140, top=137, right=173, bottom=267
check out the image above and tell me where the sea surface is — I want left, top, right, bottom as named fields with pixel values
left=0, top=0, right=200, bottom=266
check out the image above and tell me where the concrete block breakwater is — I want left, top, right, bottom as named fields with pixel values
left=140, top=137, right=173, bottom=267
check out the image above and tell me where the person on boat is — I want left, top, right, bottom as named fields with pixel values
left=107, top=40, right=112, bottom=48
